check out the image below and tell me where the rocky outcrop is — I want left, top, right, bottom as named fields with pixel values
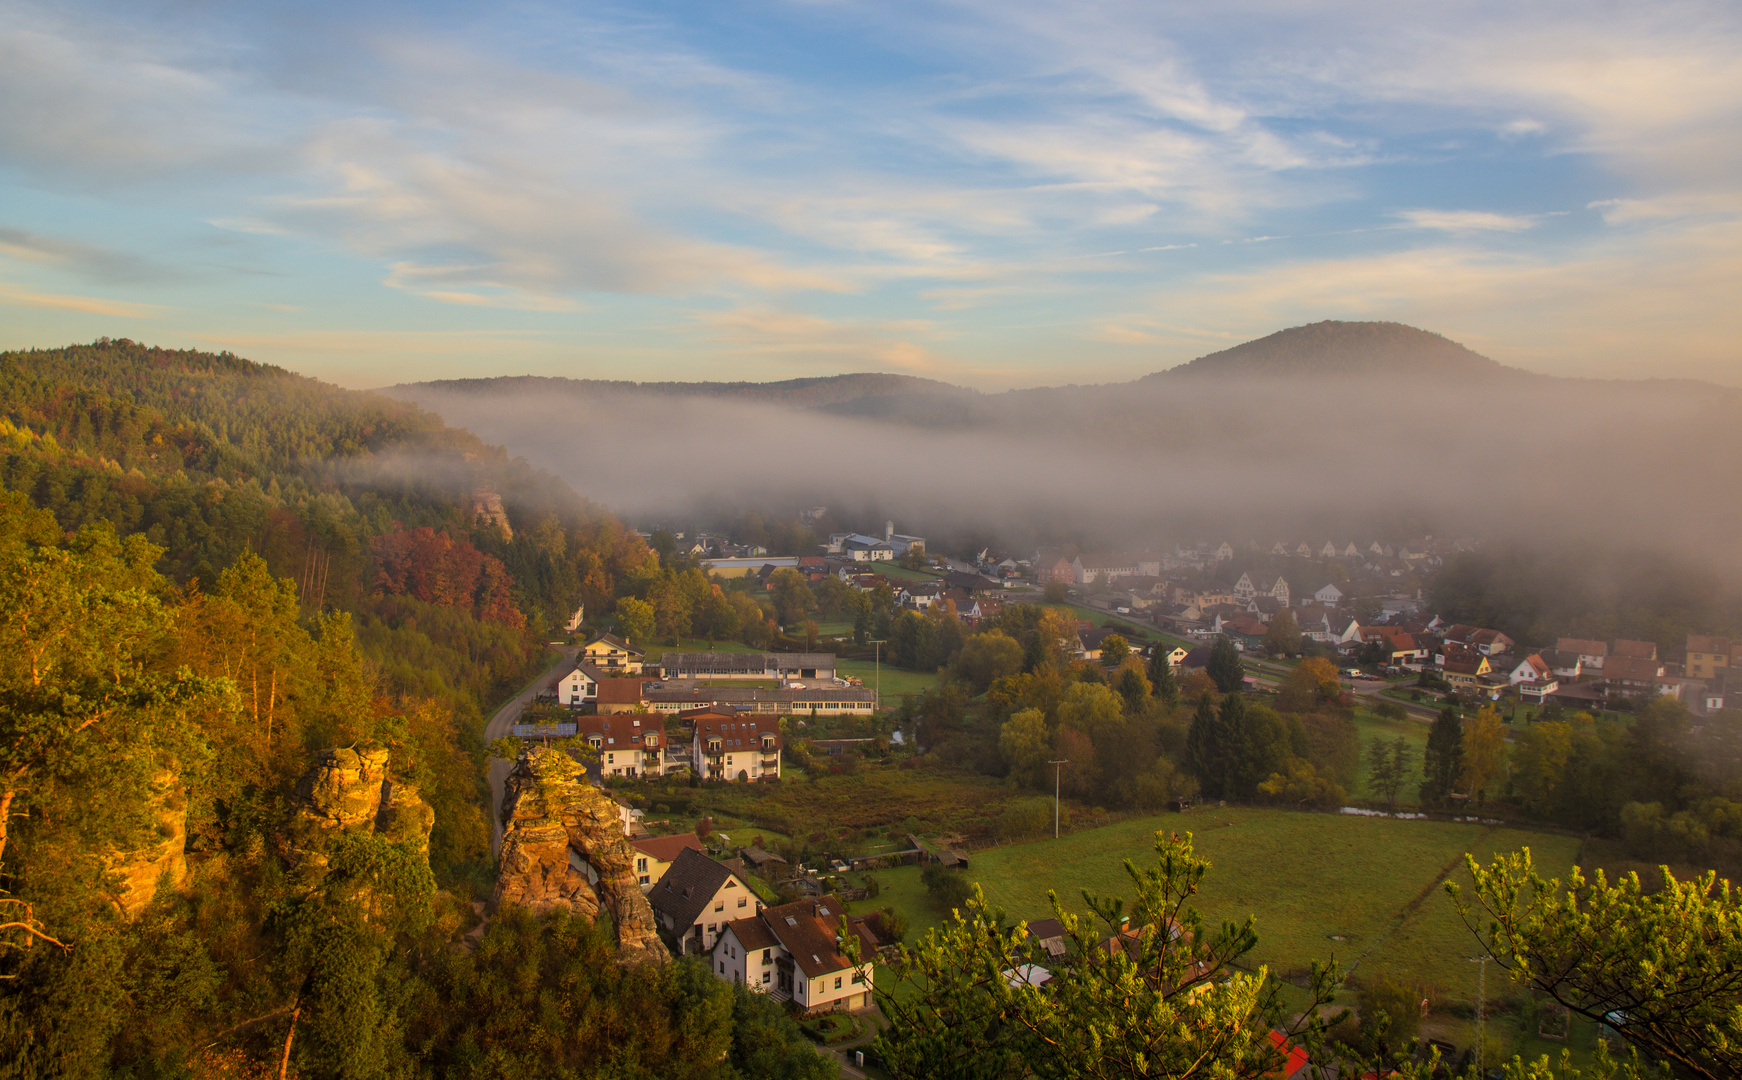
left=108, top=769, right=189, bottom=915
left=283, top=748, right=435, bottom=880
left=494, top=747, right=668, bottom=965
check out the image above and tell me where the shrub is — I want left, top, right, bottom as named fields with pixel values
left=920, top=863, right=974, bottom=911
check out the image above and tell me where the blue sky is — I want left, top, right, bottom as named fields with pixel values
left=1, top=0, right=1737, bottom=388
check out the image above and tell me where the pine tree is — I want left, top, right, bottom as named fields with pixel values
left=1206, top=634, right=1245, bottom=693
left=1420, top=707, right=1464, bottom=807
left=1186, top=693, right=1223, bottom=797
left=1147, top=646, right=1178, bottom=705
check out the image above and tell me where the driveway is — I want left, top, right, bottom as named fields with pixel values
left=487, top=645, right=578, bottom=856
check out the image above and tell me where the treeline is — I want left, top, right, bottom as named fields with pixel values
left=1430, top=542, right=1742, bottom=651
left=0, top=506, right=830, bottom=1077
left=891, top=608, right=1362, bottom=821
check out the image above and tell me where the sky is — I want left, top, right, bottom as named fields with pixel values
left=1, top=0, right=1738, bottom=389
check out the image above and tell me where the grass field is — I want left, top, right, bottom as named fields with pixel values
left=836, top=658, right=942, bottom=700
left=631, top=638, right=763, bottom=663
left=687, top=764, right=1023, bottom=843
left=845, top=806, right=1583, bottom=1012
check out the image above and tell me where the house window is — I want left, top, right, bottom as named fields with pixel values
left=714, top=900, right=724, bottom=912
left=638, top=875, right=649, bottom=885
left=762, top=972, right=770, bottom=984
left=737, top=896, right=747, bottom=908
left=762, top=950, right=772, bottom=965
left=635, top=857, right=647, bottom=873
left=853, top=973, right=866, bottom=985
left=834, top=976, right=842, bottom=989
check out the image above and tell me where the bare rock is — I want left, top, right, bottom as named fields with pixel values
left=494, top=747, right=668, bottom=965
left=284, top=748, right=434, bottom=879
left=107, top=769, right=188, bottom=915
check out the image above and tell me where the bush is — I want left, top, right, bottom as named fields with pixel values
left=863, top=905, right=907, bottom=944
left=997, top=798, right=1055, bottom=840
left=1373, top=701, right=1407, bottom=721
left=920, top=863, right=974, bottom=911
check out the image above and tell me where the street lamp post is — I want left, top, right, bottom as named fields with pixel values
left=1048, top=759, right=1069, bottom=838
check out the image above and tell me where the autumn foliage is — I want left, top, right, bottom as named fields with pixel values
left=370, top=526, right=525, bottom=629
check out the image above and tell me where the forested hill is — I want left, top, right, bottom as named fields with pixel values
left=1, top=338, right=650, bottom=623
left=393, top=370, right=967, bottom=408
left=1147, top=320, right=1512, bottom=380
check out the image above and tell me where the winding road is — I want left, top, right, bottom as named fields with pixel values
left=485, top=646, right=578, bottom=856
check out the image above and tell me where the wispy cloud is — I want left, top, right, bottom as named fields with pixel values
left=0, top=282, right=164, bottom=317
left=1395, top=209, right=1537, bottom=233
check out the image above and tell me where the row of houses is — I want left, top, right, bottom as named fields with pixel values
left=633, top=839, right=876, bottom=1013
left=514, top=703, right=788, bottom=781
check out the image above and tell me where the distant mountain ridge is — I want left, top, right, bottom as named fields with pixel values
left=389, top=371, right=969, bottom=408
left=1149, top=321, right=1511, bottom=381
left=388, top=322, right=1531, bottom=416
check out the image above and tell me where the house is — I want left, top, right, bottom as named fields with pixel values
left=660, top=652, right=836, bottom=682
left=1035, top=553, right=1076, bottom=585
left=1556, top=638, right=1608, bottom=672
left=840, top=534, right=894, bottom=562
left=629, top=832, right=706, bottom=891
left=1232, top=572, right=1260, bottom=603
left=689, top=707, right=782, bottom=781
left=711, top=895, right=876, bottom=1013
left=1024, top=917, right=1067, bottom=960
left=1311, top=583, right=1344, bottom=606
left=1213, top=541, right=1234, bottom=561
left=1319, top=540, right=1340, bottom=558
left=576, top=713, right=668, bottom=777
left=1073, top=553, right=1139, bottom=585
left=1160, top=646, right=1189, bottom=667
left=1612, top=639, right=1658, bottom=661
left=1443, top=656, right=1492, bottom=691
left=650, top=848, right=762, bottom=956
left=1605, top=655, right=1669, bottom=698
left=1373, top=632, right=1426, bottom=666
left=1180, top=647, right=1213, bottom=673
left=645, top=686, right=876, bottom=717
left=551, top=659, right=606, bottom=706
left=1471, top=628, right=1514, bottom=657
left=583, top=632, right=645, bottom=674
left=798, top=555, right=829, bottom=581
left=1247, top=596, right=1287, bottom=623
left=595, top=678, right=651, bottom=714
left=1686, top=635, right=1733, bottom=680
left=1509, top=654, right=1553, bottom=686
left=1543, top=650, right=1584, bottom=679
left=1340, top=542, right=1361, bottom=559
left=1224, top=615, right=1267, bottom=643
left=1327, top=614, right=1364, bottom=648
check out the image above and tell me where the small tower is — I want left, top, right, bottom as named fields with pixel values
left=886, top=520, right=894, bottom=542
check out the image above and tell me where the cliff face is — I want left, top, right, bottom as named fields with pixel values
left=284, top=747, right=435, bottom=881
left=494, top=747, right=668, bottom=965
left=108, top=770, right=189, bottom=915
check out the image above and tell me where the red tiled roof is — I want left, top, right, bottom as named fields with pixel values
left=630, top=832, right=705, bottom=864
left=595, top=678, right=649, bottom=704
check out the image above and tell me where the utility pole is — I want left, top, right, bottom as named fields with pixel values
left=1469, top=955, right=1490, bottom=1076
left=870, top=639, right=885, bottom=714
left=1048, top=760, right=1069, bottom=838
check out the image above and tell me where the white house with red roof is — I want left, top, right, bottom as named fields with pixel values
left=711, top=894, right=877, bottom=1013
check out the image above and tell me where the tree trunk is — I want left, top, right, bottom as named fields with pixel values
left=278, top=1001, right=300, bottom=1080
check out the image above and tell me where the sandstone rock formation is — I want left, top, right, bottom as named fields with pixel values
left=283, top=747, right=435, bottom=880
left=108, top=769, right=189, bottom=915
left=494, top=747, right=668, bottom=965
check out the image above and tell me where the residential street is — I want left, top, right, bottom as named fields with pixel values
left=486, top=646, right=577, bottom=855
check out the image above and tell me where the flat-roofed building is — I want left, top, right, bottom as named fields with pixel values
left=660, top=652, right=836, bottom=681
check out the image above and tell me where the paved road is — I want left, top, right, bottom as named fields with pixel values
left=486, top=646, right=578, bottom=856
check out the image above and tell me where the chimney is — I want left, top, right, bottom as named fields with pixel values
left=885, top=520, right=894, bottom=542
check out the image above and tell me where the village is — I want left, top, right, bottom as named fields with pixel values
left=476, top=515, right=1742, bottom=1075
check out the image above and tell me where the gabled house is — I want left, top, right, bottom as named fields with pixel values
left=576, top=713, right=667, bottom=777
left=1327, top=614, right=1364, bottom=648
left=1160, top=645, right=1189, bottom=667
left=1319, top=540, right=1340, bottom=558
left=1556, top=638, right=1608, bottom=672
left=1232, top=572, right=1259, bottom=604
left=629, top=832, right=706, bottom=890
left=552, top=659, right=607, bottom=706
left=711, top=895, right=876, bottom=1013
left=1543, top=650, right=1584, bottom=679
left=1311, top=583, right=1344, bottom=606
left=1442, top=656, right=1491, bottom=690
left=1612, top=638, right=1658, bottom=661
left=689, top=707, right=781, bottom=781
left=1340, top=542, right=1361, bottom=558
left=1509, top=654, right=1552, bottom=685
left=1025, top=918, right=1068, bottom=959
left=584, top=632, right=645, bottom=674
left=650, top=848, right=762, bottom=956
left=1605, top=655, right=1669, bottom=698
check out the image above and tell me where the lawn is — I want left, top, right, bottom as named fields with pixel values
left=845, top=806, right=1583, bottom=1011
left=632, top=638, right=763, bottom=663
left=836, top=658, right=942, bottom=701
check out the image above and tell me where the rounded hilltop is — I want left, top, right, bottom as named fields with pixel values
left=1150, top=320, right=1510, bottom=380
